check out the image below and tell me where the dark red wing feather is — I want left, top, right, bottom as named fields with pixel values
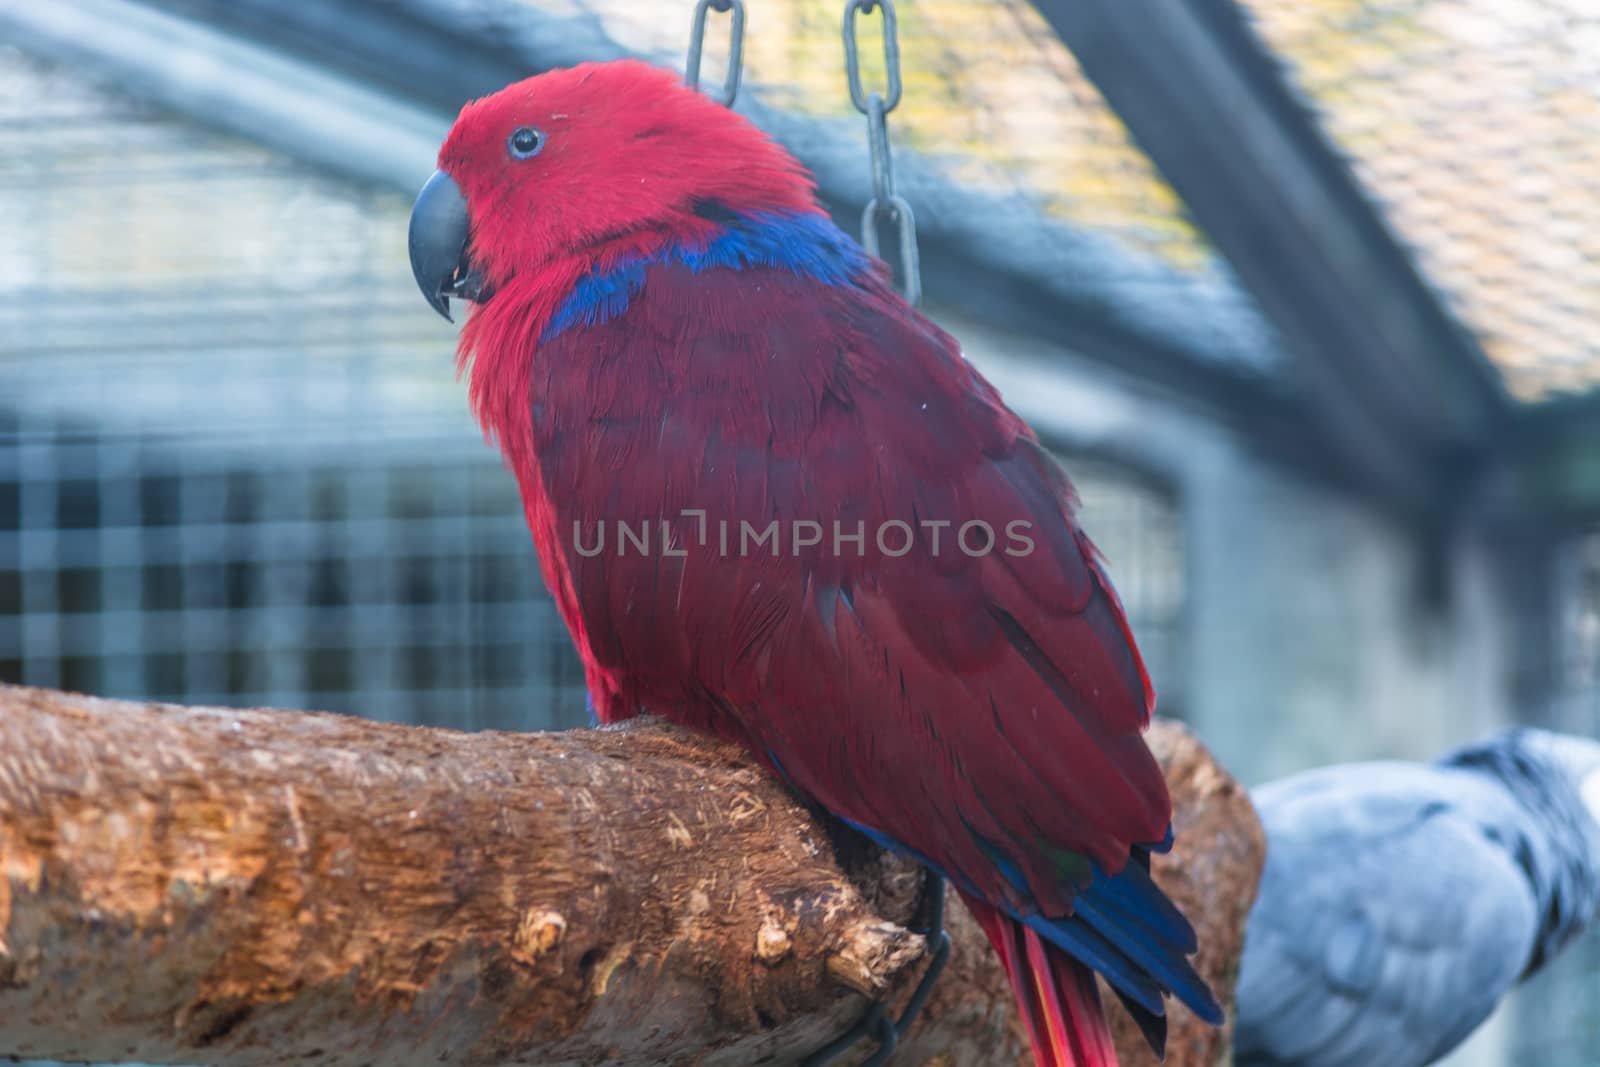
left=522, top=261, right=1167, bottom=913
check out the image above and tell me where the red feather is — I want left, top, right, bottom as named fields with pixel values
left=512, top=261, right=1169, bottom=901
left=438, top=60, right=1214, bottom=1066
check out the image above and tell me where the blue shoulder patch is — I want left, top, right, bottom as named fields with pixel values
left=545, top=263, right=648, bottom=340
left=542, top=211, right=871, bottom=342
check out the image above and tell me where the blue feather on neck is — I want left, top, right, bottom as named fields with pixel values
left=542, top=210, right=870, bottom=341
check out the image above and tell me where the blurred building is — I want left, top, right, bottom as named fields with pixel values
left=0, top=1, right=1597, bottom=1063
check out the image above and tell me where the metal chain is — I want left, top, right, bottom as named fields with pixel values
left=685, top=0, right=746, bottom=108
left=843, top=0, right=921, bottom=307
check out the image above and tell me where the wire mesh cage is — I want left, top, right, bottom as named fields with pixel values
left=7, top=1, right=1598, bottom=1061
left=0, top=417, right=592, bottom=730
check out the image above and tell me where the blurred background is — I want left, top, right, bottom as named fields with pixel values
left=0, top=0, right=1596, bottom=1062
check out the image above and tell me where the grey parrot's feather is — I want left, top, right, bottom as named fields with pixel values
left=1234, top=731, right=1600, bottom=1067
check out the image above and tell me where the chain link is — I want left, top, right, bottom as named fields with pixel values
left=685, top=0, right=745, bottom=108
left=843, top=0, right=903, bottom=114
left=842, top=0, right=921, bottom=307
left=861, top=195, right=920, bottom=306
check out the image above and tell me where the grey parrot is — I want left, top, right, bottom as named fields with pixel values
left=1234, top=728, right=1600, bottom=1067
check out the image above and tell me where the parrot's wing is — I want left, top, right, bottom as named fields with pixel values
left=536, top=258, right=1162, bottom=882
left=534, top=258, right=1211, bottom=1018
left=1234, top=769, right=1538, bottom=1067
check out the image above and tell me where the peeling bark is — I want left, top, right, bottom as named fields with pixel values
left=0, top=684, right=1261, bottom=1066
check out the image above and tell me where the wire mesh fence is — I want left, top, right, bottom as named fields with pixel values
left=0, top=415, right=589, bottom=730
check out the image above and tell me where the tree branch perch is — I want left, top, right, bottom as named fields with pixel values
left=0, top=684, right=1262, bottom=1066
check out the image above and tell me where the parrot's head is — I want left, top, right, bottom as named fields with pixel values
left=1444, top=727, right=1600, bottom=971
left=408, top=59, right=819, bottom=323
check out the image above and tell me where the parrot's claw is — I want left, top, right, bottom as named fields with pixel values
left=800, top=872, right=952, bottom=1067
left=801, top=1002, right=898, bottom=1067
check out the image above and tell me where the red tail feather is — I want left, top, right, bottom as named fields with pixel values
left=964, top=894, right=1120, bottom=1067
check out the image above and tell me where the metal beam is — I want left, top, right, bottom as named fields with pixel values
left=136, top=0, right=536, bottom=117
left=1029, top=0, right=1511, bottom=520
left=1492, top=395, right=1600, bottom=527
left=914, top=238, right=1374, bottom=503
left=0, top=0, right=448, bottom=195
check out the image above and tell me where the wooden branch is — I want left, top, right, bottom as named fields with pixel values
left=0, top=684, right=1262, bottom=1066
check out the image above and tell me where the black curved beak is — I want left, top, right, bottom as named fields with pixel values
left=408, top=169, right=490, bottom=323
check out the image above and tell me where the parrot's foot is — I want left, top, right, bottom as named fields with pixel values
left=801, top=872, right=953, bottom=1067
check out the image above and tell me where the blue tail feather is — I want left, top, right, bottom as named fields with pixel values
left=1079, top=855, right=1197, bottom=954
left=822, top=805, right=1222, bottom=1027
left=1068, top=898, right=1198, bottom=1009
left=763, top=744, right=1220, bottom=1031
left=1028, top=857, right=1222, bottom=1025
left=1023, top=909, right=1167, bottom=1015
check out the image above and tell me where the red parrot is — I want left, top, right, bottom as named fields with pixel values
left=408, top=60, right=1221, bottom=1066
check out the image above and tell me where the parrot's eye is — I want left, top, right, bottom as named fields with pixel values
left=508, top=126, right=546, bottom=160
